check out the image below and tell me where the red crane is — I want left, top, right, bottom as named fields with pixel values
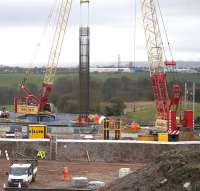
left=14, top=0, right=72, bottom=114
left=140, top=0, right=193, bottom=134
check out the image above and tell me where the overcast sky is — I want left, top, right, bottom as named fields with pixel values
left=0, top=0, right=199, bottom=67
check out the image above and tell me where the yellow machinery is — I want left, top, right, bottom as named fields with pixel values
left=137, top=135, right=154, bottom=141
left=28, top=124, right=48, bottom=139
left=103, top=119, right=121, bottom=140
left=17, top=105, right=39, bottom=115
left=158, top=133, right=168, bottom=142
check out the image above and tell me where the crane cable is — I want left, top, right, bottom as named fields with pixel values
left=152, top=0, right=168, bottom=64
left=155, top=0, right=180, bottom=95
left=22, top=0, right=61, bottom=85
left=155, top=0, right=174, bottom=62
left=133, top=0, right=137, bottom=68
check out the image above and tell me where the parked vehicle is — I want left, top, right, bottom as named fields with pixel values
left=7, top=159, right=38, bottom=187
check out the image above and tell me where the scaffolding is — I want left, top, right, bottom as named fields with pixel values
left=79, top=0, right=90, bottom=114
left=103, top=119, right=122, bottom=140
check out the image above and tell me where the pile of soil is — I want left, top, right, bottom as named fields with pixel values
left=100, top=150, right=200, bottom=191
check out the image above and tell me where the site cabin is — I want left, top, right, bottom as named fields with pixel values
left=28, top=124, right=50, bottom=139
left=7, top=159, right=38, bottom=187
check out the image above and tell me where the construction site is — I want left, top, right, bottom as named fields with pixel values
left=0, top=0, right=200, bottom=190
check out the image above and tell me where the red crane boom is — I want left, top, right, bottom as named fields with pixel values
left=141, top=0, right=185, bottom=133
left=14, top=0, right=72, bottom=114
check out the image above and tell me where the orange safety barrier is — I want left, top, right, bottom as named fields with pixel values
left=131, top=122, right=137, bottom=129
left=63, top=167, right=70, bottom=180
left=93, top=114, right=99, bottom=124
left=109, top=119, right=113, bottom=127
left=76, top=115, right=80, bottom=123
left=82, top=116, right=88, bottom=123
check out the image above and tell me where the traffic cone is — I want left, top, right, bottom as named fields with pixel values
left=63, top=167, right=70, bottom=180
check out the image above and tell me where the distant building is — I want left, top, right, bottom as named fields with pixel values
left=129, top=67, right=148, bottom=73
left=176, top=68, right=199, bottom=73
left=90, top=67, right=130, bottom=73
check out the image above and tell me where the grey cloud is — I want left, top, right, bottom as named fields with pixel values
left=0, top=1, right=50, bottom=26
left=0, top=0, right=199, bottom=27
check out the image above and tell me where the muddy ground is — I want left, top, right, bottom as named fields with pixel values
left=0, top=160, right=146, bottom=189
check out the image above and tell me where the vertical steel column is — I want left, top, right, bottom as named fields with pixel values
left=79, top=27, right=90, bottom=114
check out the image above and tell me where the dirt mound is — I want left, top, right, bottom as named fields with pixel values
left=100, top=150, right=200, bottom=191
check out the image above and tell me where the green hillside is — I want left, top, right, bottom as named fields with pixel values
left=0, top=72, right=199, bottom=88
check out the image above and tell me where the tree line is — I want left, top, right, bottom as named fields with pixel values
left=0, top=74, right=199, bottom=114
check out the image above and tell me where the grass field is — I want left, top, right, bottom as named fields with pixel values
left=125, top=102, right=200, bottom=123
left=0, top=72, right=199, bottom=87
left=90, top=72, right=148, bottom=81
left=0, top=73, right=41, bottom=88
left=0, top=73, right=73, bottom=88
left=125, top=102, right=156, bottom=123
left=91, top=72, right=200, bottom=83
left=0, top=72, right=145, bottom=87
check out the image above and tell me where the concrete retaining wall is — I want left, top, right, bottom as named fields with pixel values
left=0, top=139, right=50, bottom=160
left=1, top=139, right=200, bottom=162
left=56, top=140, right=200, bottom=162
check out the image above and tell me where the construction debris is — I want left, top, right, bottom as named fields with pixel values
left=88, top=181, right=105, bottom=189
left=100, top=150, right=200, bottom=191
left=71, top=177, right=88, bottom=188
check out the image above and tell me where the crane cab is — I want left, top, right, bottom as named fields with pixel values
left=42, top=103, right=55, bottom=113
left=14, top=96, right=55, bottom=115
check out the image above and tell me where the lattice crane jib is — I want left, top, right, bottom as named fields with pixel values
left=15, top=0, right=72, bottom=113
left=141, top=0, right=170, bottom=119
left=41, top=0, right=72, bottom=105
